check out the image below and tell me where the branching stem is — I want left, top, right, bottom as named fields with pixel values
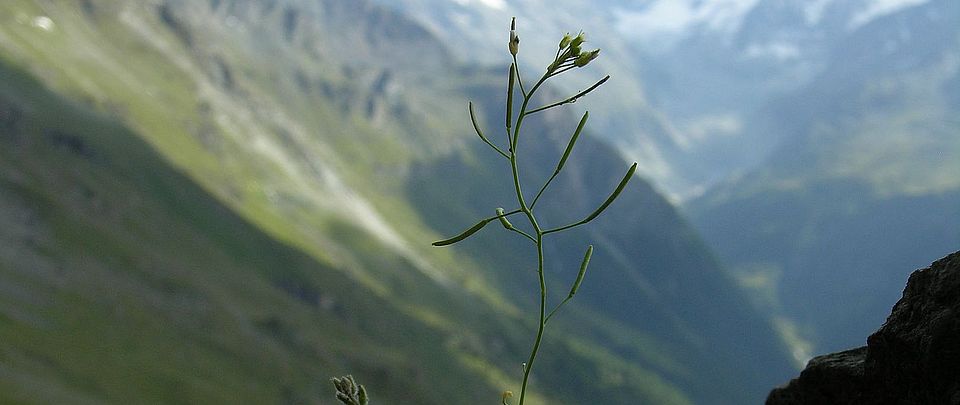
left=431, top=20, right=632, bottom=405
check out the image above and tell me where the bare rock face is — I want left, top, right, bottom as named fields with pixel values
left=767, top=251, right=960, bottom=404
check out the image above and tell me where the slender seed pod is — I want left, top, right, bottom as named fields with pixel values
left=469, top=102, right=508, bottom=158
left=506, top=64, right=516, bottom=129
left=469, top=102, right=488, bottom=142
left=555, top=111, right=588, bottom=174
left=432, top=219, right=491, bottom=246
left=582, top=162, right=637, bottom=224
left=568, top=245, right=593, bottom=298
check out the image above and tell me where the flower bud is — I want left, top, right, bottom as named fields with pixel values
left=508, top=17, right=519, bottom=56
left=574, top=49, right=600, bottom=67
left=559, top=33, right=572, bottom=49
left=570, top=43, right=581, bottom=57
left=570, top=32, right=585, bottom=49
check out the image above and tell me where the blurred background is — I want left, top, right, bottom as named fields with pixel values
left=0, top=0, right=957, bottom=403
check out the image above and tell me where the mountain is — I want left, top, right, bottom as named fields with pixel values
left=689, top=0, right=960, bottom=359
left=1, top=0, right=795, bottom=403
left=371, top=0, right=937, bottom=201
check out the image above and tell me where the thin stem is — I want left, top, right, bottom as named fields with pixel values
left=530, top=172, right=558, bottom=210
left=511, top=73, right=551, bottom=153
left=544, top=296, right=572, bottom=324
left=518, top=233, right=546, bottom=405
left=510, top=70, right=551, bottom=405
left=513, top=55, right=527, bottom=97
left=508, top=228, right=537, bottom=243
left=542, top=219, right=587, bottom=235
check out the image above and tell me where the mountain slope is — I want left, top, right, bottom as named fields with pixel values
left=690, top=0, right=960, bottom=357
left=0, top=58, right=489, bottom=404
left=372, top=0, right=939, bottom=201
left=2, top=0, right=793, bottom=403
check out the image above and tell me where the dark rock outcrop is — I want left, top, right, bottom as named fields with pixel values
left=767, top=250, right=960, bottom=404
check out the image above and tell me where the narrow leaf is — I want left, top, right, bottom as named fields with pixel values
left=568, top=245, right=593, bottom=298
left=432, top=218, right=491, bottom=246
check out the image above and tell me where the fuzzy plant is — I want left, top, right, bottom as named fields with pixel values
left=432, top=18, right=637, bottom=405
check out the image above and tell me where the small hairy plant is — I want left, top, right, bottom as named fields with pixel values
left=432, top=18, right=636, bottom=405
left=331, top=375, right=369, bottom=405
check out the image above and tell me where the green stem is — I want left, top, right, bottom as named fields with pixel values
left=529, top=172, right=558, bottom=210
left=544, top=296, right=571, bottom=324
left=511, top=73, right=550, bottom=153
left=518, top=233, right=546, bottom=405
left=512, top=71, right=552, bottom=405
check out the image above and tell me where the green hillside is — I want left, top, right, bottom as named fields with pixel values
left=1, top=0, right=793, bottom=403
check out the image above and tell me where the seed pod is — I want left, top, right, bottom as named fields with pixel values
left=582, top=162, right=637, bottom=224
left=432, top=219, right=491, bottom=246
left=568, top=245, right=593, bottom=298
left=555, top=111, right=588, bottom=175
left=506, top=64, right=515, bottom=129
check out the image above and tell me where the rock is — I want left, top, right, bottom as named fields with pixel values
left=767, top=251, right=960, bottom=404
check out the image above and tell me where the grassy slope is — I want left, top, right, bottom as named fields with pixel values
left=0, top=1, right=703, bottom=404
left=7, top=54, right=582, bottom=403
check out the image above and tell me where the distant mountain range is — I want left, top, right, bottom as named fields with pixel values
left=689, top=0, right=960, bottom=357
left=372, top=0, right=937, bottom=200
left=0, top=0, right=795, bottom=403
